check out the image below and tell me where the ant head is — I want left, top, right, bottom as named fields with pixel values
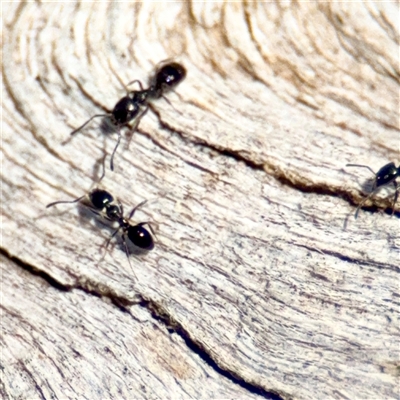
left=90, top=189, right=114, bottom=210
left=127, top=223, right=154, bottom=250
left=112, top=95, right=141, bottom=125
left=376, top=162, right=399, bottom=187
left=153, top=62, right=186, bottom=96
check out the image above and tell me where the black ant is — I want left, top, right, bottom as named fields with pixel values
left=47, top=189, right=154, bottom=276
left=66, top=62, right=186, bottom=171
left=346, top=162, right=400, bottom=218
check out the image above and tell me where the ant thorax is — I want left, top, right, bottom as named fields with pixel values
left=112, top=91, right=150, bottom=125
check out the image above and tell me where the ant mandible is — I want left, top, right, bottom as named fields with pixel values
left=346, top=162, right=399, bottom=218
left=67, top=62, right=186, bottom=171
left=47, top=188, right=154, bottom=277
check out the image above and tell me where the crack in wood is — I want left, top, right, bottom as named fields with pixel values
left=1, top=248, right=287, bottom=400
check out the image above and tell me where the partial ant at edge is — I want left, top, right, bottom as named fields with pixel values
left=346, top=162, right=399, bottom=219
left=65, top=61, right=187, bottom=171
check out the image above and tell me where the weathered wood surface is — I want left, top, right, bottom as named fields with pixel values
left=1, top=255, right=263, bottom=399
left=2, top=2, right=399, bottom=400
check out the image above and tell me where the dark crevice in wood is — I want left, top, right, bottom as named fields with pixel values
left=1, top=249, right=285, bottom=398
left=138, top=299, right=286, bottom=400
left=296, top=244, right=399, bottom=272
left=137, top=126, right=219, bottom=177
left=18, top=360, right=47, bottom=400
left=154, top=116, right=400, bottom=217
left=0, top=248, right=70, bottom=292
left=142, top=105, right=400, bottom=217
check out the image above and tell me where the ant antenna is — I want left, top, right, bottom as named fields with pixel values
left=70, top=114, right=108, bottom=137
left=97, top=154, right=108, bottom=183
left=346, top=164, right=376, bottom=176
left=47, top=155, right=108, bottom=209
left=46, top=195, right=85, bottom=209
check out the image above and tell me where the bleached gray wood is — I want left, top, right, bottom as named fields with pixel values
left=2, top=2, right=399, bottom=400
left=1, top=255, right=264, bottom=400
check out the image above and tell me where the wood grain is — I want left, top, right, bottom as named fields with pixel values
left=2, top=2, right=399, bottom=399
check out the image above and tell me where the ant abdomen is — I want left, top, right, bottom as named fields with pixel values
left=127, top=223, right=154, bottom=251
left=152, top=62, right=187, bottom=97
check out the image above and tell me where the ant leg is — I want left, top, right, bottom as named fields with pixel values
left=390, top=181, right=399, bottom=216
left=71, top=114, right=108, bottom=136
left=128, top=200, right=148, bottom=220
left=124, top=106, right=149, bottom=150
left=46, top=195, right=86, bottom=209
left=109, top=128, right=122, bottom=172
left=100, top=226, right=121, bottom=255
left=161, top=93, right=173, bottom=107
left=121, top=233, right=137, bottom=280
left=125, top=79, right=144, bottom=92
left=346, top=164, right=376, bottom=175
left=354, top=187, right=382, bottom=219
left=161, top=90, right=180, bottom=112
